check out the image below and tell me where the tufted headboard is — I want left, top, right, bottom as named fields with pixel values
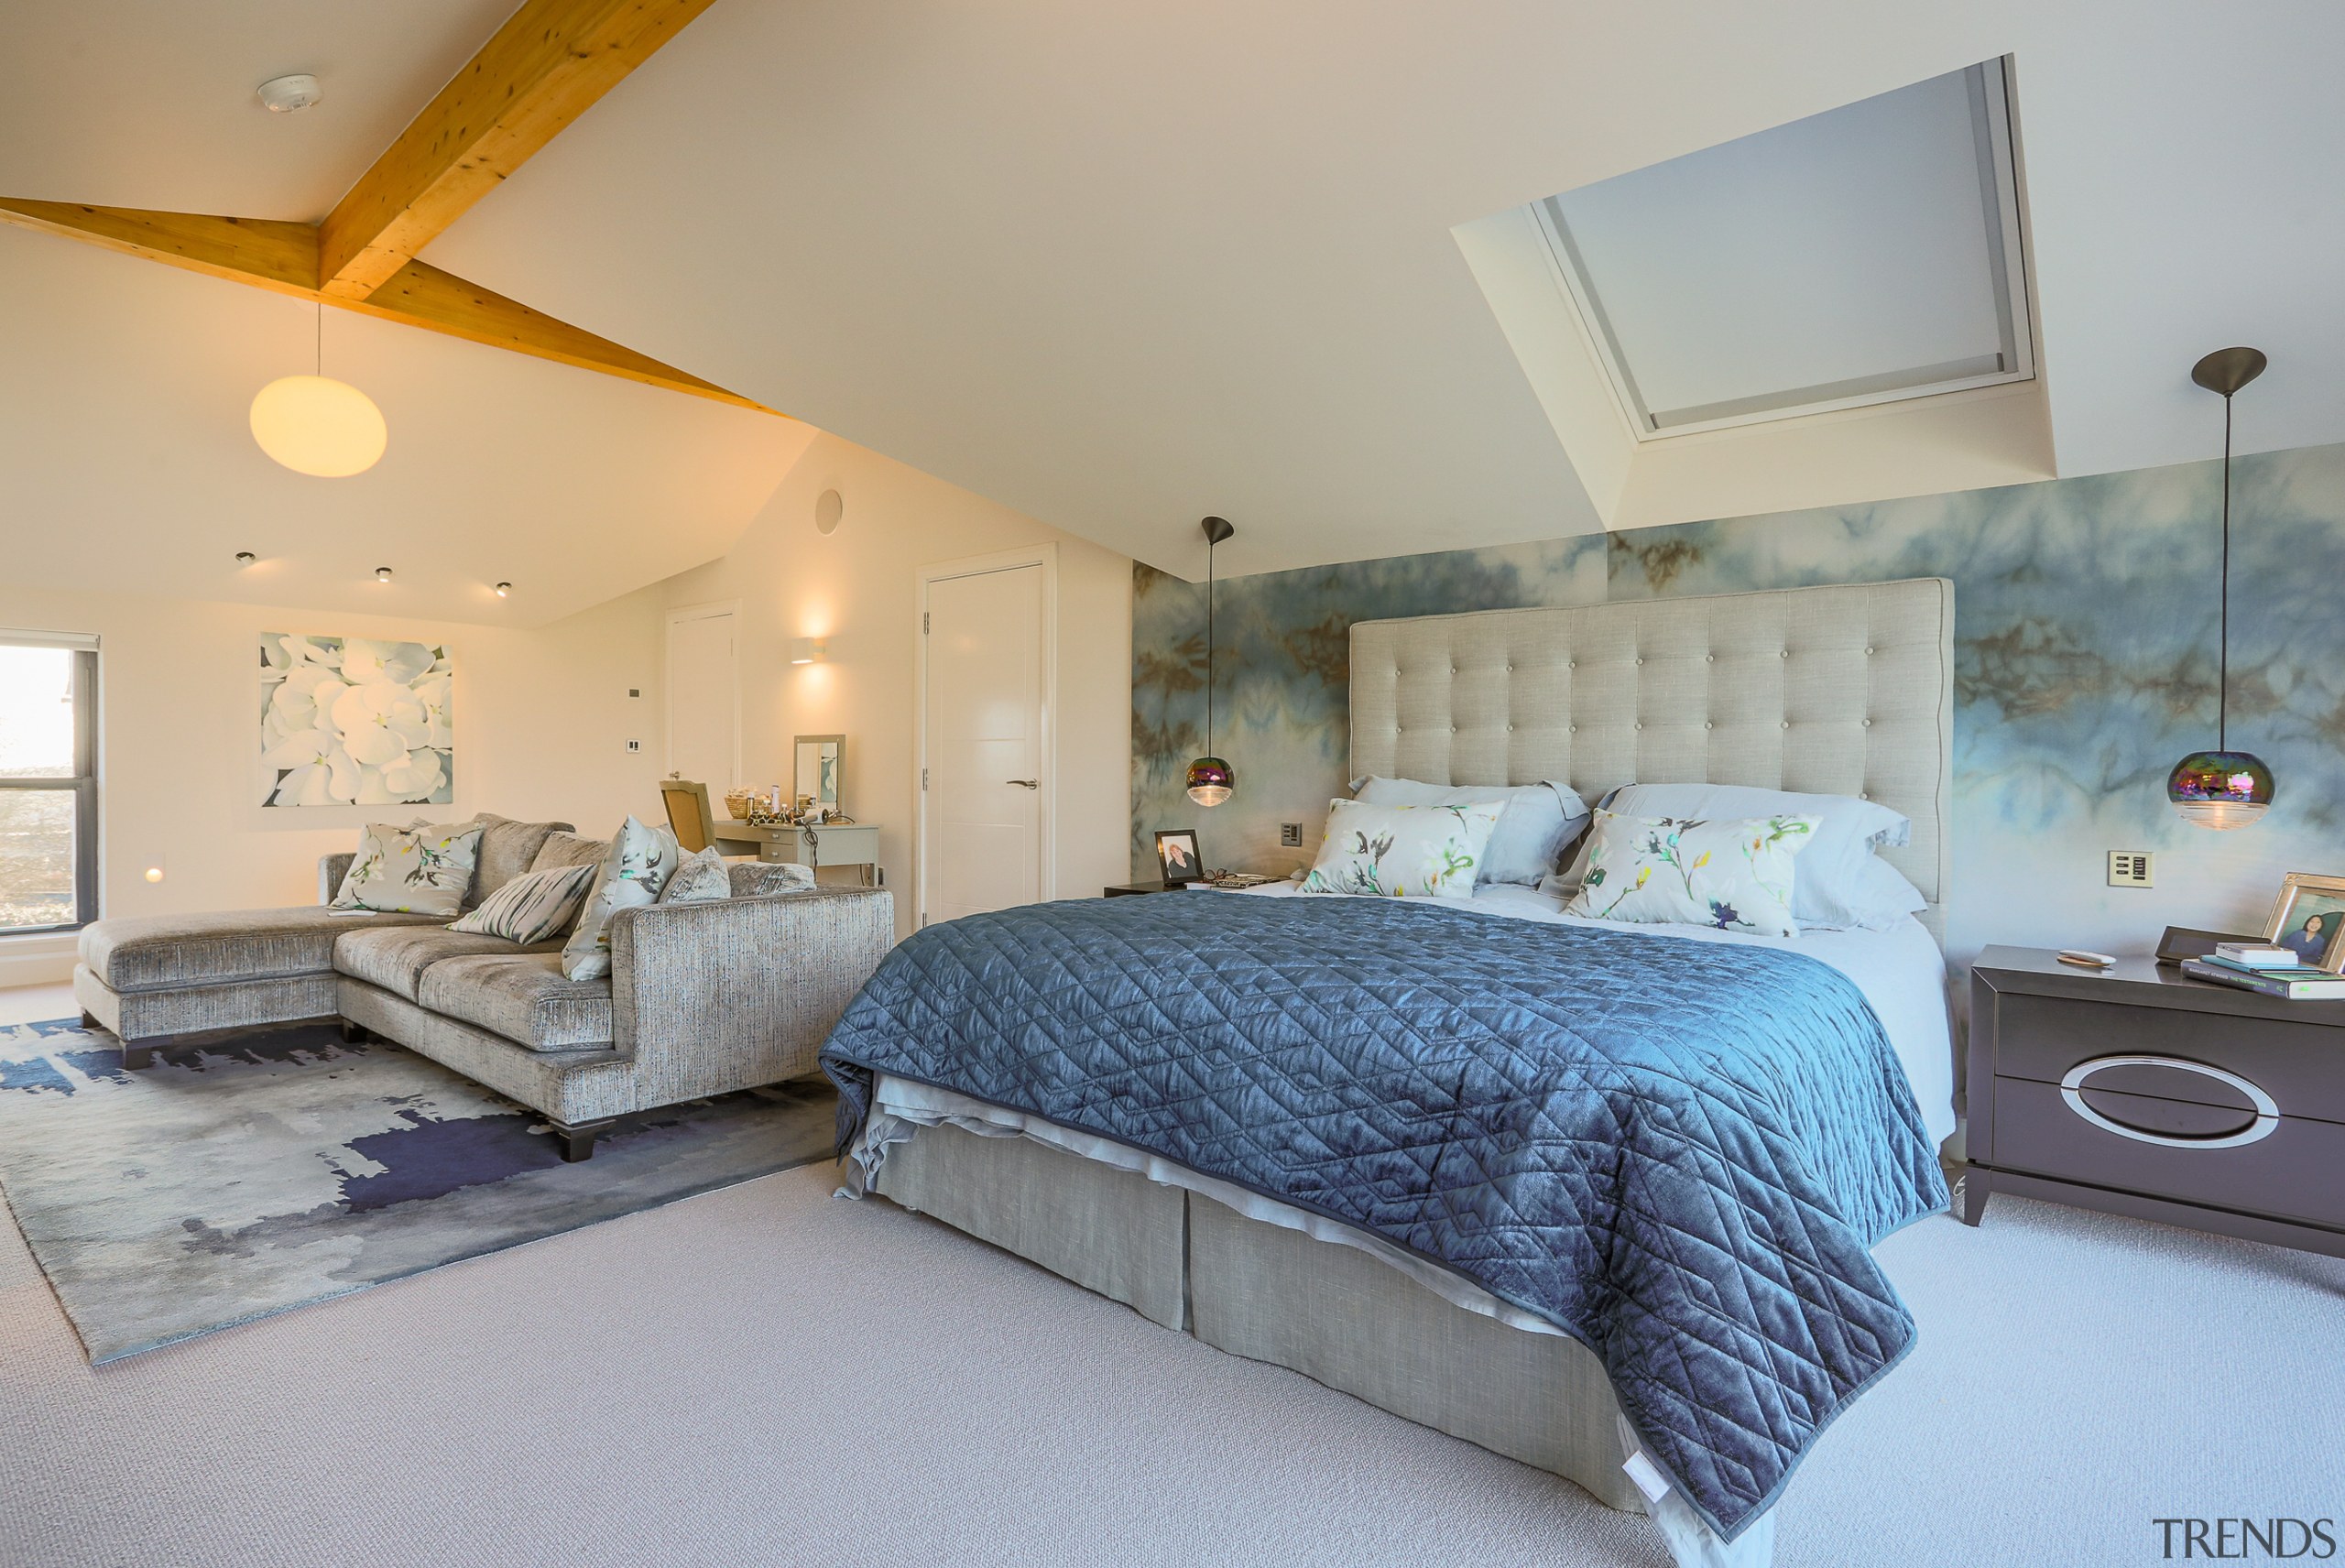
left=1348, top=579, right=1955, bottom=941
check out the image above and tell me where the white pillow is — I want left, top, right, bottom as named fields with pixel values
left=1352, top=778, right=1590, bottom=887
left=1564, top=809, right=1818, bottom=938
left=560, top=817, right=682, bottom=981
left=331, top=821, right=485, bottom=917
left=1553, top=783, right=1923, bottom=931
left=1299, top=799, right=1506, bottom=898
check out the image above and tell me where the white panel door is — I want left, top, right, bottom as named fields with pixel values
left=923, top=564, right=1044, bottom=924
left=666, top=605, right=738, bottom=789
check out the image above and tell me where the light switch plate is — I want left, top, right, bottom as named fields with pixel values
left=1281, top=822, right=1303, bottom=847
left=2108, top=850, right=2154, bottom=887
left=626, top=739, right=641, bottom=755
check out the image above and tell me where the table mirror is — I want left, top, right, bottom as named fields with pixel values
left=794, top=734, right=844, bottom=814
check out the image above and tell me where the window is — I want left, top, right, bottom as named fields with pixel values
left=0, top=633, right=98, bottom=932
left=1532, top=58, right=2032, bottom=438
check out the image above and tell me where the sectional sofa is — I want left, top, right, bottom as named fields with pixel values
left=71, top=814, right=895, bottom=1160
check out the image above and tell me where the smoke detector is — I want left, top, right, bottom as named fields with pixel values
left=256, top=74, right=322, bottom=114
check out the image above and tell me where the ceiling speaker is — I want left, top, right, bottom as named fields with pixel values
left=814, top=489, right=844, bottom=534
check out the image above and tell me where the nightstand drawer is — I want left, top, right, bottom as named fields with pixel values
left=1986, top=992, right=2345, bottom=1123
left=1992, top=1075, right=2345, bottom=1231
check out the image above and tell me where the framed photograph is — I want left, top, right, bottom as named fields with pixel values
left=1154, top=829, right=1202, bottom=885
left=2262, top=873, right=2345, bottom=973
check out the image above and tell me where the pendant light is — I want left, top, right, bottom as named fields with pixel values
left=2165, top=346, right=2273, bottom=830
left=1184, top=516, right=1236, bottom=807
left=250, top=302, right=387, bottom=478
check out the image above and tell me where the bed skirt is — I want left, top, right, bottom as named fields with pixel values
left=871, top=1120, right=1643, bottom=1514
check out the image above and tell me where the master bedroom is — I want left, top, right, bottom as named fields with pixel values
left=2, top=5, right=2340, bottom=1567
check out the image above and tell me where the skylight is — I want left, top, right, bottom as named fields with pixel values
left=1533, top=60, right=2032, bottom=438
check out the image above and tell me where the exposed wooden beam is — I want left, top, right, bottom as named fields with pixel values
left=0, top=199, right=774, bottom=414
left=0, top=199, right=318, bottom=295
left=318, top=0, right=718, bottom=299
left=350, top=261, right=769, bottom=410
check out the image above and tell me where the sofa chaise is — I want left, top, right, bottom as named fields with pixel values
left=72, top=814, right=894, bottom=1160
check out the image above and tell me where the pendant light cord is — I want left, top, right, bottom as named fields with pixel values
left=1205, top=535, right=1216, bottom=753
left=315, top=301, right=323, bottom=377
left=2219, top=392, right=2232, bottom=750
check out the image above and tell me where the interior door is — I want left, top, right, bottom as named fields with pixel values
left=922, top=563, right=1044, bottom=924
left=666, top=604, right=737, bottom=792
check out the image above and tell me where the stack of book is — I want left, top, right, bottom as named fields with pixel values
left=2181, top=942, right=2345, bottom=999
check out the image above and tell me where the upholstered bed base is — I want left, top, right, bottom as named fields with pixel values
left=872, top=1121, right=1643, bottom=1514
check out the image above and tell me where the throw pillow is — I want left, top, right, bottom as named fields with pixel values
left=560, top=817, right=682, bottom=981
left=729, top=861, right=816, bottom=898
left=1352, top=778, right=1590, bottom=887
left=449, top=862, right=598, bottom=944
left=1564, top=809, right=1817, bottom=937
left=331, top=822, right=485, bottom=917
left=1597, top=783, right=1918, bottom=930
left=1298, top=799, right=1505, bottom=898
left=659, top=846, right=732, bottom=905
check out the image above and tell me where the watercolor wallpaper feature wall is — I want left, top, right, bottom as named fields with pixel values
left=1132, top=441, right=2345, bottom=968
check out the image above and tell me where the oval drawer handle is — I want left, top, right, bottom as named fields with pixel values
left=2058, top=1054, right=2279, bottom=1149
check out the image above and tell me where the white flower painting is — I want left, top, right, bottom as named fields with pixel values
left=260, top=634, right=454, bottom=807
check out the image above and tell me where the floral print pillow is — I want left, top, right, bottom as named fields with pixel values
left=561, top=816, right=682, bottom=981
left=1299, top=799, right=1506, bottom=898
left=1563, top=810, right=1818, bottom=937
left=331, top=821, right=485, bottom=917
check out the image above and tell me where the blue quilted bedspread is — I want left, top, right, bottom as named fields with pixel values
left=820, top=893, right=1947, bottom=1539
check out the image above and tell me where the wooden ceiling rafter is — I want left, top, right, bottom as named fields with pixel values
left=0, top=0, right=770, bottom=416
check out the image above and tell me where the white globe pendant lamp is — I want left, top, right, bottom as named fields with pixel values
left=250, top=304, right=386, bottom=478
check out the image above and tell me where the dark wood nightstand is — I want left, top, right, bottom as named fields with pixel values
left=1966, top=945, right=2345, bottom=1259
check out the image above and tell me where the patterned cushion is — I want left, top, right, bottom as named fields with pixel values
left=464, top=814, right=574, bottom=909
left=450, top=863, right=597, bottom=943
left=1299, top=799, right=1505, bottom=898
left=560, top=817, right=681, bottom=981
left=1564, top=809, right=1818, bottom=937
left=330, top=822, right=485, bottom=916
left=659, top=847, right=732, bottom=905
left=333, top=924, right=542, bottom=1003
left=729, top=861, right=816, bottom=898
left=419, top=953, right=615, bottom=1051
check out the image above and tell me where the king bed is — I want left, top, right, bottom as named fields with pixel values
left=823, top=579, right=1958, bottom=1566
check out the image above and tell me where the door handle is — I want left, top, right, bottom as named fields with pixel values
left=1007, top=779, right=1040, bottom=789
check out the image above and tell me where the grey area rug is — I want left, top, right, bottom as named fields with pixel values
left=0, top=1017, right=836, bottom=1362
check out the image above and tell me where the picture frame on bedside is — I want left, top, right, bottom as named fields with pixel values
left=2263, top=873, right=2345, bottom=973
left=1154, top=829, right=1202, bottom=885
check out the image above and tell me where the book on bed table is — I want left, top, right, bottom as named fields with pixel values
left=2180, top=957, right=2345, bottom=999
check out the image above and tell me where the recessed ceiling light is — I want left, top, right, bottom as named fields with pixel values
left=256, top=74, right=322, bottom=114
left=375, top=566, right=394, bottom=583
left=234, top=550, right=257, bottom=566
left=494, top=582, right=511, bottom=597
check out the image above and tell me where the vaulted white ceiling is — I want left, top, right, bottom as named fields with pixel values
left=5, top=1, right=2343, bottom=585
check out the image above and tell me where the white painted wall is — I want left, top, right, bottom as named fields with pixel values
left=654, top=430, right=1132, bottom=935
left=0, top=583, right=669, bottom=984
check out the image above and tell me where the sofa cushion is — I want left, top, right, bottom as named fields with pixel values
left=419, top=953, right=615, bottom=1051
left=729, top=861, right=815, bottom=898
left=466, top=814, right=575, bottom=909
left=529, top=831, right=612, bottom=876
left=80, top=906, right=447, bottom=994
left=333, top=924, right=551, bottom=1003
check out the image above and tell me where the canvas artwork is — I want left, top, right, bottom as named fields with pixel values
left=259, top=634, right=453, bottom=807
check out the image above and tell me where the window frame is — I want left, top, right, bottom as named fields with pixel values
left=0, top=642, right=99, bottom=933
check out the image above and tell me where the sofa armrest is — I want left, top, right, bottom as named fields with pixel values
left=606, top=887, right=896, bottom=1105
left=320, top=853, right=354, bottom=905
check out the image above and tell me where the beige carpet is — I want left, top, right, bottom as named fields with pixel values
left=3, top=1055, right=2341, bottom=1565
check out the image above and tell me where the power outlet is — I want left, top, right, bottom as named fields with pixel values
left=1281, top=822, right=1303, bottom=847
left=2108, top=851, right=2154, bottom=887
left=626, top=739, right=641, bottom=755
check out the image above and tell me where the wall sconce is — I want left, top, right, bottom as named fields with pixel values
left=788, top=637, right=827, bottom=665
left=142, top=855, right=167, bottom=885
